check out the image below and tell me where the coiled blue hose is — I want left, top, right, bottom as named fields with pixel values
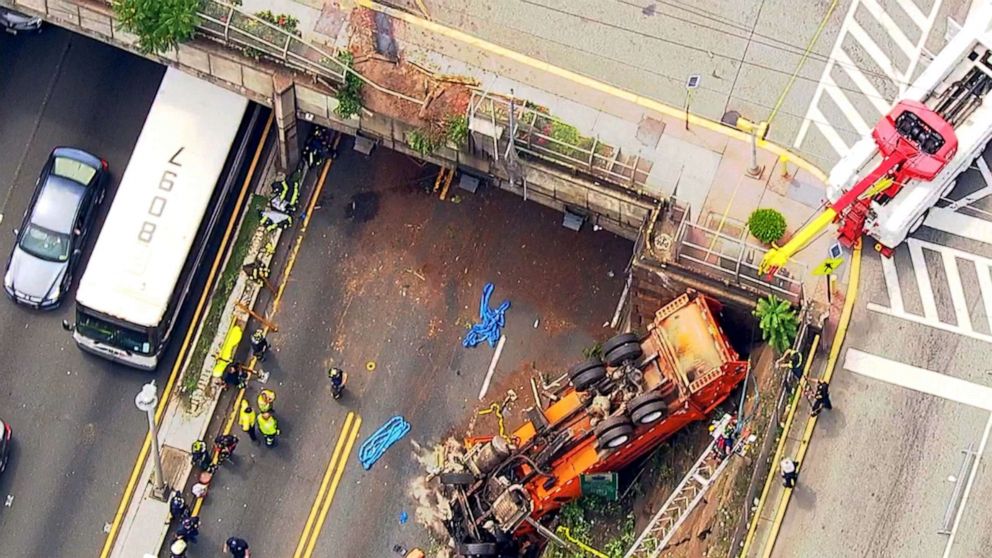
left=358, top=416, right=411, bottom=470
left=462, top=283, right=511, bottom=348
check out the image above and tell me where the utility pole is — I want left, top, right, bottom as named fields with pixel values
left=135, top=381, right=166, bottom=500
left=685, top=75, right=700, bottom=131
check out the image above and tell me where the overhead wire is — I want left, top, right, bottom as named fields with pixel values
left=419, top=2, right=871, bottom=138
left=518, top=0, right=920, bottom=95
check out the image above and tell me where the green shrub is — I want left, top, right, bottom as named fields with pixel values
left=113, top=0, right=200, bottom=55
left=753, top=295, right=798, bottom=353
left=747, top=208, right=787, bottom=244
left=334, top=52, right=364, bottom=119
left=408, top=128, right=443, bottom=158
left=445, top=114, right=469, bottom=146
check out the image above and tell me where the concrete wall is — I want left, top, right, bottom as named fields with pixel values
left=5, top=0, right=657, bottom=238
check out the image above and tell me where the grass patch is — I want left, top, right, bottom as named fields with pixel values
left=180, top=194, right=267, bottom=395
left=543, top=495, right=636, bottom=558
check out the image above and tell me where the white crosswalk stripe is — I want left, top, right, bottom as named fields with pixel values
left=794, top=0, right=943, bottom=162
left=869, top=238, right=992, bottom=343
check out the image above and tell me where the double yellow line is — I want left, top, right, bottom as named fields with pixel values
left=294, top=411, right=363, bottom=558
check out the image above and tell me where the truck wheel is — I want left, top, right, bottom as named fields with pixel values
left=605, top=342, right=643, bottom=367
left=569, top=358, right=606, bottom=392
left=602, top=332, right=639, bottom=357
left=457, top=542, right=498, bottom=556
left=910, top=209, right=930, bottom=234
left=595, top=416, right=635, bottom=449
left=439, top=472, right=475, bottom=486
left=629, top=392, right=668, bottom=425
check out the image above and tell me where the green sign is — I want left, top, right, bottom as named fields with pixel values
left=580, top=472, right=618, bottom=501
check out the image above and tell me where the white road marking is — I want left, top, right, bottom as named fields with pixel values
left=895, top=0, right=929, bottom=28
left=823, top=74, right=871, bottom=135
left=976, top=263, right=992, bottom=334
left=843, top=349, right=992, bottom=409
left=924, top=207, right=992, bottom=243
left=860, top=0, right=917, bottom=58
left=909, top=240, right=939, bottom=320
left=881, top=254, right=904, bottom=313
left=835, top=49, right=891, bottom=114
left=943, top=412, right=992, bottom=558
left=942, top=251, right=972, bottom=330
left=794, top=0, right=943, bottom=159
left=871, top=238, right=992, bottom=342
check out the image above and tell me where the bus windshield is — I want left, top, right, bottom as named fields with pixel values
left=76, top=312, right=153, bottom=355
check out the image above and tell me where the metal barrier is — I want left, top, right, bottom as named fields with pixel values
left=196, top=0, right=346, bottom=83
left=468, top=92, right=650, bottom=192
left=673, top=217, right=805, bottom=304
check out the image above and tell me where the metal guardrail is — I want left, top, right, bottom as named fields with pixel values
left=196, top=0, right=346, bottom=83
left=673, top=219, right=805, bottom=304
left=469, top=91, right=651, bottom=192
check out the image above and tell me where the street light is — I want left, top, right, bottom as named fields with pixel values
left=135, top=381, right=166, bottom=499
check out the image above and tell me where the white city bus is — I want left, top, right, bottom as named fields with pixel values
left=65, top=68, right=250, bottom=369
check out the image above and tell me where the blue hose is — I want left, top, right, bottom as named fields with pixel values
left=463, top=283, right=511, bottom=348
left=358, top=416, right=411, bottom=470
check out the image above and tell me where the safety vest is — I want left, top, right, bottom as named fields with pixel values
left=258, top=413, right=279, bottom=436
left=257, top=390, right=275, bottom=413
left=239, top=401, right=256, bottom=431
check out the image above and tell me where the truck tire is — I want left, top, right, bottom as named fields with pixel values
left=439, top=472, right=475, bottom=486
left=457, top=542, right=498, bottom=556
left=569, top=358, right=606, bottom=392
left=595, top=416, right=635, bottom=449
left=602, top=332, right=639, bottom=358
left=605, top=342, right=643, bottom=367
left=629, top=392, right=668, bottom=425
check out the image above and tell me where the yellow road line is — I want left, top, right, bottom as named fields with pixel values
left=356, top=0, right=828, bottom=182
left=740, top=332, right=819, bottom=557
left=294, top=412, right=356, bottom=558
left=191, top=137, right=339, bottom=518
left=99, top=113, right=273, bottom=558
left=304, top=414, right=362, bottom=558
left=748, top=240, right=862, bottom=558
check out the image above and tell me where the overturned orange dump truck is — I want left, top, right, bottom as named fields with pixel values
left=440, top=289, right=749, bottom=557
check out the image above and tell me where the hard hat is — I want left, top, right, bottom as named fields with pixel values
left=170, top=538, right=188, bottom=553
left=251, top=329, right=264, bottom=342
left=328, top=367, right=342, bottom=378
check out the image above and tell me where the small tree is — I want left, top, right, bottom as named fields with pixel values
left=113, top=0, right=200, bottom=55
left=747, top=208, right=787, bottom=245
left=753, top=295, right=798, bottom=353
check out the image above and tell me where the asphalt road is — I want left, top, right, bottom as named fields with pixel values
left=773, top=143, right=992, bottom=557
left=393, top=0, right=969, bottom=169
left=0, top=28, right=199, bottom=556
left=189, top=140, right=632, bottom=557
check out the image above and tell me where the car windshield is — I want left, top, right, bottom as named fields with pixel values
left=76, top=313, right=153, bottom=355
left=52, top=157, right=96, bottom=185
left=18, top=224, right=70, bottom=262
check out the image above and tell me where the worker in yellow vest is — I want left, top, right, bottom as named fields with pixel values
left=257, top=389, right=276, bottom=414
left=258, top=411, right=280, bottom=448
left=238, top=400, right=257, bottom=442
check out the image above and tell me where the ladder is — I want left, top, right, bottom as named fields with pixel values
left=623, top=416, right=736, bottom=558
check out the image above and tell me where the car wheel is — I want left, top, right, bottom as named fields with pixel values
left=629, top=392, right=668, bottom=425
left=457, top=542, right=498, bottom=556
left=439, top=472, right=475, bottom=486
left=595, top=415, right=634, bottom=450
left=601, top=332, right=639, bottom=357
left=605, top=342, right=643, bottom=367
left=569, top=358, right=606, bottom=392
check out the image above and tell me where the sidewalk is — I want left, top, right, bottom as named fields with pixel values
left=741, top=241, right=862, bottom=557
left=107, top=135, right=292, bottom=558
left=264, top=0, right=847, bottom=301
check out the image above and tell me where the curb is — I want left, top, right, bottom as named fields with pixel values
left=740, top=239, right=862, bottom=557
left=357, top=0, right=830, bottom=184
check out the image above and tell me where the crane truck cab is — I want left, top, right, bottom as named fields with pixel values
left=439, top=290, right=748, bottom=557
